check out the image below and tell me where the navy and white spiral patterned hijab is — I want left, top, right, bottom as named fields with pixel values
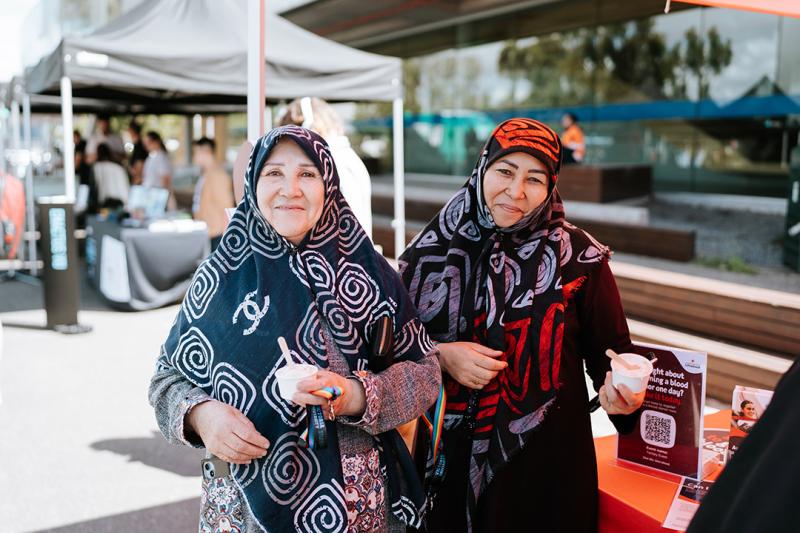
left=159, top=126, right=434, bottom=532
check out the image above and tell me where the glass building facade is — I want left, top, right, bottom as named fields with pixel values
left=353, top=6, right=800, bottom=197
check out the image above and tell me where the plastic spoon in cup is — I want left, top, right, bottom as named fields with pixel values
left=605, top=348, right=639, bottom=371
left=278, top=337, right=295, bottom=368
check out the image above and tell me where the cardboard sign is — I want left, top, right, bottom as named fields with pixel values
left=617, top=343, right=707, bottom=480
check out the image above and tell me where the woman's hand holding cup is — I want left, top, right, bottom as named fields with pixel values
left=292, top=370, right=366, bottom=420
left=437, top=341, right=507, bottom=390
left=599, top=371, right=647, bottom=415
left=186, top=400, right=270, bottom=465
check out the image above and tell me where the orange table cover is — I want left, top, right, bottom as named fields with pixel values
left=595, top=410, right=731, bottom=533
left=675, top=0, right=800, bottom=18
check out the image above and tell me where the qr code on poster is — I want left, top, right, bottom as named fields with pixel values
left=640, top=410, right=676, bottom=448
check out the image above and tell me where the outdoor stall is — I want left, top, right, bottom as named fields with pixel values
left=16, top=0, right=407, bottom=310
left=85, top=215, right=208, bottom=311
left=593, top=339, right=779, bottom=532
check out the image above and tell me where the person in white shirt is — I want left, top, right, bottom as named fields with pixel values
left=92, top=143, right=130, bottom=207
left=278, top=97, right=373, bottom=239
left=143, top=131, right=176, bottom=211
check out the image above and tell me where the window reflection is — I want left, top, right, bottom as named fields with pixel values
left=353, top=7, right=799, bottom=197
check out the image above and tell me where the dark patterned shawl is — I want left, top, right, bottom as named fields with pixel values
left=159, top=126, right=434, bottom=532
left=398, top=118, right=610, bottom=524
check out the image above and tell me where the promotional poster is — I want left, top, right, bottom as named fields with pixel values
left=617, top=343, right=708, bottom=480
left=728, top=386, right=773, bottom=461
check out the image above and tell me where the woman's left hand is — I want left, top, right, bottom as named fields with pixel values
left=292, top=370, right=366, bottom=420
left=598, top=371, right=646, bottom=415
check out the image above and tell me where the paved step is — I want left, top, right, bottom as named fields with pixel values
left=628, top=319, right=792, bottom=402
left=612, top=261, right=800, bottom=358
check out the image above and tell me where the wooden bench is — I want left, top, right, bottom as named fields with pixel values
left=372, top=216, right=423, bottom=258
left=628, top=319, right=792, bottom=402
left=612, top=261, right=800, bottom=358
left=574, top=219, right=694, bottom=262
left=558, top=164, right=652, bottom=203
left=371, top=193, right=440, bottom=224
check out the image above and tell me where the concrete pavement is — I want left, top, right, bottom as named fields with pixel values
left=0, top=275, right=716, bottom=532
left=0, top=280, right=203, bottom=532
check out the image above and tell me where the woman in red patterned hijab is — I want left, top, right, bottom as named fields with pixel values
left=399, top=118, right=645, bottom=532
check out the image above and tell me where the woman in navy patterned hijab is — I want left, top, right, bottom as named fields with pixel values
left=150, top=126, right=440, bottom=532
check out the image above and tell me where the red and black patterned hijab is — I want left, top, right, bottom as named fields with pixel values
left=399, top=118, right=609, bottom=522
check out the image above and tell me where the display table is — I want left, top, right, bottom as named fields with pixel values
left=86, top=216, right=209, bottom=311
left=595, top=410, right=730, bottom=533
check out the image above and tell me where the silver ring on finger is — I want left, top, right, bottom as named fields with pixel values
left=328, top=400, right=336, bottom=421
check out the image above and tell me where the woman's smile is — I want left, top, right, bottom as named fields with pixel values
left=495, top=202, right=523, bottom=214
left=273, top=203, right=306, bottom=211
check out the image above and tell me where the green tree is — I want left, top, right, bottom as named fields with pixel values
left=587, top=20, right=679, bottom=102
left=498, top=40, right=532, bottom=105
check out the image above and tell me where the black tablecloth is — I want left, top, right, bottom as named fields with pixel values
left=86, top=217, right=209, bottom=310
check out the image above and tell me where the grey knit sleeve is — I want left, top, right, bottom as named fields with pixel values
left=148, top=346, right=212, bottom=448
left=338, top=350, right=441, bottom=435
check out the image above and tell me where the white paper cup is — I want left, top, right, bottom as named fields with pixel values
left=275, top=364, right=318, bottom=401
left=610, top=353, right=653, bottom=394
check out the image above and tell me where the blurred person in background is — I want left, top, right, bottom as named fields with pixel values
left=93, top=143, right=130, bottom=209
left=127, top=120, right=148, bottom=185
left=86, top=113, right=125, bottom=163
left=191, top=137, right=234, bottom=251
left=278, top=97, right=373, bottom=239
left=74, top=140, right=97, bottom=227
left=142, top=130, right=175, bottom=210
left=561, top=112, right=585, bottom=164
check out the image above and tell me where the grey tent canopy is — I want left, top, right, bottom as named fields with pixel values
left=4, top=75, right=130, bottom=114
left=19, top=0, right=409, bottom=257
left=25, top=0, right=402, bottom=112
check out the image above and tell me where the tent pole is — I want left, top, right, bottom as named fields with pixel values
left=60, top=76, right=75, bottom=202
left=184, top=117, right=193, bottom=166
left=247, top=0, right=266, bottom=142
left=392, top=97, right=405, bottom=258
left=22, top=94, right=38, bottom=276
left=11, top=101, right=21, bottom=159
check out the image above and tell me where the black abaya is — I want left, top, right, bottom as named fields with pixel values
left=426, top=261, right=639, bottom=533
